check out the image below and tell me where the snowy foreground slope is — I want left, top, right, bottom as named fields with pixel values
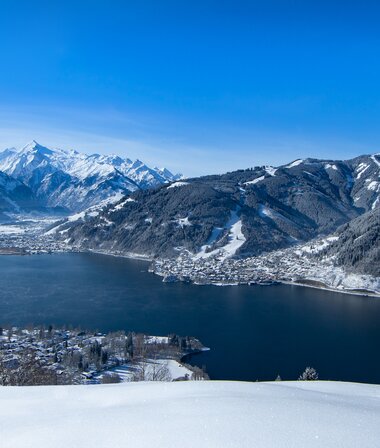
left=1, top=381, right=379, bottom=448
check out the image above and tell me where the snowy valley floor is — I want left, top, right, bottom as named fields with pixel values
left=0, top=380, right=379, bottom=448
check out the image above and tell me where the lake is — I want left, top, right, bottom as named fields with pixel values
left=0, top=252, right=379, bottom=383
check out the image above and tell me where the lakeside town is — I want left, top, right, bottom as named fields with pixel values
left=0, top=217, right=67, bottom=255
left=152, top=242, right=380, bottom=295
left=0, top=325, right=208, bottom=386
left=0, top=218, right=379, bottom=296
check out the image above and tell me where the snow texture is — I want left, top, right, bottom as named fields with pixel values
left=265, top=166, right=277, bottom=176
left=0, top=141, right=180, bottom=211
left=0, top=380, right=379, bottom=448
left=95, top=359, right=193, bottom=382
left=176, top=216, right=192, bottom=227
left=286, top=159, right=304, bottom=168
left=0, top=224, right=26, bottom=235
left=195, top=209, right=245, bottom=260
left=296, top=236, right=339, bottom=254
left=367, top=180, right=379, bottom=191
left=245, top=175, right=265, bottom=185
left=167, top=181, right=189, bottom=189
left=371, top=154, right=380, bottom=169
left=356, top=163, right=370, bottom=179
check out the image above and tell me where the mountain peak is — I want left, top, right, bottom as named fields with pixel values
left=20, top=140, right=53, bottom=156
left=23, top=139, right=40, bottom=149
left=0, top=141, right=180, bottom=211
left=154, top=167, right=182, bottom=181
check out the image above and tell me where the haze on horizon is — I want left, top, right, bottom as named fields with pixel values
left=0, top=0, right=379, bottom=176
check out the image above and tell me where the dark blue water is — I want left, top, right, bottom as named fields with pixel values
left=0, top=253, right=379, bottom=383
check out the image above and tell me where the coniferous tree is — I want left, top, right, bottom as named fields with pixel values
left=126, top=332, right=134, bottom=359
left=101, top=350, right=108, bottom=365
left=298, top=366, right=319, bottom=381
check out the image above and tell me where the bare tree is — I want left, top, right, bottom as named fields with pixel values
left=0, top=349, right=57, bottom=386
left=131, top=358, right=171, bottom=382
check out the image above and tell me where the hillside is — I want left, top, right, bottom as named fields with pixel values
left=0, top=170, right=41, bottom=220
left=320, top=207, right=380, bottom=276
left=52, top=154, right=380, bottom=260
left=1, top=381, right=379, bottom=448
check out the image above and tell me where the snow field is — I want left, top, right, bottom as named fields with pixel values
left=0, top=380, right=379, bottom=448
left=195, top=209, right=246, bottom=260
left=167, top=181, right=189, bottom=189
left=95, top=359, right=193, bottom=383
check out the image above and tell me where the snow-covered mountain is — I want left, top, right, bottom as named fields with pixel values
left=318, top=207, right=380, bottom=276
left=0, top=141, right=181, bottom=211
left=54, top=153, right=380, bottom=264
left=0, top=170, right=40, bottom=220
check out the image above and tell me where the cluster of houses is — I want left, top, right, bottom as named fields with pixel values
left=152, top=243, right=339, bottom=288
left=0, top=220, right=67, bottom=255
left=152, top=240, right=379, bottom=295
left=0, top=326, right=208, bottom=385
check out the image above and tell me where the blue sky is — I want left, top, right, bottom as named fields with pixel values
left=0, top=1, right=379, bottom=175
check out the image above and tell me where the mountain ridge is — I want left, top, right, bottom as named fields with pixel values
left=0, top=170, right=40, bottom=220
left=317, top=207, right=380, bottom=276
left=0, top=141, right=181, bottom=212
left=50, top=153, right=380, bottom=275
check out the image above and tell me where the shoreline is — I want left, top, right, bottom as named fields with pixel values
left=87, top=248, right=154, bottom=262
left=278, top=280, right=380, bottom=298
left=70, top=250, right=380, bottom=298
left=151, top=257, right=380, bottom=297
left=1, top=245, right=378, bottom=298
left=195, top=278, right=380, bottom=298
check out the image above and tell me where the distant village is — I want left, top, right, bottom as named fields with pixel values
left=152, top=245, right=326, bottom=286
left=152, top=242, right=379, bottom=295
left=0, top=326, right=208, bottom=386
left=0, top=217, right=67, bottom=255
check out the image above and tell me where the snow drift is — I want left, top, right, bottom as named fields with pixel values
left=0, top=380, right=379, bottom=448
